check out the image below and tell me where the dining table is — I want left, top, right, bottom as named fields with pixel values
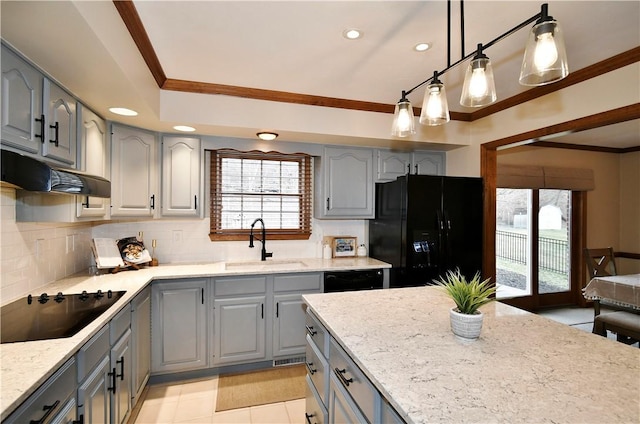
left=583, top=273, right=640, bottom=314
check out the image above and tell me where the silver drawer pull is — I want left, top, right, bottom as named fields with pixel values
left=305, top=324, right=317, bottom=336
left=334, top=367, right=353, bottom=387
left=306, top=361, right=317, bottom=375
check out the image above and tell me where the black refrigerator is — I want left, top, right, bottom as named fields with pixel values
left=369, top=174, right=483, bottom=288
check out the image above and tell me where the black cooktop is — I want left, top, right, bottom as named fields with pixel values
left=1, top=290, right=126, bottom=343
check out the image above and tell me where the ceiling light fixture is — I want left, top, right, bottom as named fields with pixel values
left=257, top=132, right=278, bottom=141
left=173, top=125, right=196, bottom=132
left=109, top=107, right=138, bottom=116
left=391, top=2, right=569, bottom=136
left=343, top=29, right=362, bottom=40
left=414, top=43, right=431, bottom=52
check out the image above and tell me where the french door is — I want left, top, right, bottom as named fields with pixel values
left=495, top=188, right=582, bottom=310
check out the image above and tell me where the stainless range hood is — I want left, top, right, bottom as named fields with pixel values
left=1, top=150, right=111, bottom=198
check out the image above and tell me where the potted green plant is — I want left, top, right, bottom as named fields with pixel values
left=435, top=269, right=496, bottom=339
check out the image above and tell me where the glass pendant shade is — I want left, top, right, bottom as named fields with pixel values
left=460, top=46, right=497, bottom=107
left=419, top=73, right=450, bottom=126
left=391, top=96, right=416, bottom=137
left=519, top=16, right=568, bottom=86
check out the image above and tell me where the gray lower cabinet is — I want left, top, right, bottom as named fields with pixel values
left=78, top=355, right=111, bottom=424
left=151, top=279, right=207, bottom=374
left=4, top=357, right=77, bottom=423
left=273, top=273, right=322, bottom=358
left=305, top=310, right=405, bottom=424
left=212, top=276, right=267, bottom=365
left=131, top=287, right=151, bottom=403
left=110, top=329, right=132, bottom=424
left=328, top=373, right=367, bottom=424
left=51, top=397, right=78, bottom=424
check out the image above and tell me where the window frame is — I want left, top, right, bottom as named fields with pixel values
left=208, top=148, right=312, bottom=241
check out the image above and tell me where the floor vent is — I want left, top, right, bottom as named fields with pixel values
left=273, top=356, right=306, bottom=367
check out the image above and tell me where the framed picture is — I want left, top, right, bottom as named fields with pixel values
left=333, top=237, right=357, bottom=257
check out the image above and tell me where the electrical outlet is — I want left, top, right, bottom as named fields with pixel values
left=173, top=230, right=183, bottom=245
left=36, top=239, right=44, bottom=258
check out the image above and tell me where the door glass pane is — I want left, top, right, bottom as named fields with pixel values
left=496, top=189, right=532, bottom=299
left=538, top=189, right=571, bottom=293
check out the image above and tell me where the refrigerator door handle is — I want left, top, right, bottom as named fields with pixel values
left=436, top=211, right=444, bottom=231
left=444, top=210, right=452, bottom=230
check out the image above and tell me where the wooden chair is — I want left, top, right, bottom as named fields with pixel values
left=584, top=247, right=639, bottom=346
left=584, top=247, right=617, bottom=279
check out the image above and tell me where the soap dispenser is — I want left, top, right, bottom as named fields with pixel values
left=357, top=244, right=367, bottom=257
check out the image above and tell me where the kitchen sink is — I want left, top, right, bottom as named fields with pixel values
left=1, top=290, right=126, bottom=343
left=224, top=260, right=308, bottom=271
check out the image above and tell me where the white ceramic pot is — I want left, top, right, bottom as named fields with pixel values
left=449, top=307, right=484, bottom=339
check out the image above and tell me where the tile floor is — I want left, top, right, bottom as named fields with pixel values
left=134, top=306, right=635, bottom=424
left=134, top=374, right=305, bottom=424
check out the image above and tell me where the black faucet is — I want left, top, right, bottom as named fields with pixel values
left=249, top=218, right=273, bottom=261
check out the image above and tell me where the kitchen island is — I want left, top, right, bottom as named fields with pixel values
left=0, top=257, right=389, bottom=420
left=303, top=286, right=640, bottom=423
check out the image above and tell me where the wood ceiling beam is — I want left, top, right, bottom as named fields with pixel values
left=114, top=1, right=638, bottom=124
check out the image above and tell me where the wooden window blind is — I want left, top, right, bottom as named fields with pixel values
left=209, top=149, right=312, bottom=241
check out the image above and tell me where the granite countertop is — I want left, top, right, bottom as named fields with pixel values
left=0, top=257, right=389, bottom=420
left=303, top=287, right=640, bottom=424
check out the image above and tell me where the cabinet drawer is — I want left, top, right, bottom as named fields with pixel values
left=329, top=338, right=376, bottom=423
left=305, top=374, right=327, bottom=424
left=274, top=273, right=321, bottom=292
left=110, top=305, right=131, bottom=344
left=214, top=276, right=266, bottom=296
left=305, top=334, right=328, bottom=405
left=5, top=358, right=76, bottom=424
left=77, top=324, right=109, bottom=382
left=305, top=311, right=327, bottom=357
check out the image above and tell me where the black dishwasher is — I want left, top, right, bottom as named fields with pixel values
left=324, top=269, right=384, bottom=292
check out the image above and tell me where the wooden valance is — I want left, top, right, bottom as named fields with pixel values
left=497, top=164, right=594, bottom=191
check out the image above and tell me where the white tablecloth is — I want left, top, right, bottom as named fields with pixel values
left=583, top=273, right=640, bottom=310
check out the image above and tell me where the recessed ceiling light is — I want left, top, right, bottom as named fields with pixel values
left=257, top=132, right=278, bottom=141
left=414, top=43, right=431, bottom=52
left=173, top=125, right=196, bottom=132
left=109, top=107, right=138, bottom=116
left=342, top=29, right=362, bottom=40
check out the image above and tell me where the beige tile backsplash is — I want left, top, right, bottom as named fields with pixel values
left=1, top=187, right=367, bottom=305
left=0, top=188, right=93, bottom=304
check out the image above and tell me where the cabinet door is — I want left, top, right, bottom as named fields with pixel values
left=1, top=45, right=43, bottom=153
left=131, top=288, right=151, bottom=404
left=412, top=151, right=445, bottom=176
left=328, top=373, right=367, bottom=424
left=273, top=293, right=307, bottom=357
left=376, top=150, right=411, bottom=182
left=78, top=356, right=111, bottom=424
left=213, top=296, right=266, bottom=365
left=50, top=396, right=77, bottom=424
left=76, top=103, right=110, bottom=219
left=111, top=329, right=132, bottom=424
left=43, top=79, right=76, bottom=165
left=161, top=136, right=201, bottom=217
left=318, top=147, right=374, bottom=218
left=111, top=124, right=158, bottom=217
left=152, top=280, right=207, bottom=373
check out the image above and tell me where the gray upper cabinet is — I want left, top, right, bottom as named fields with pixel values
left=161, top=136, right=202, bottom=217
left=1, top=44, right=43, bottom=154
left=315, top=146, right=374, bottom=219
left=376, top=149, right=445, bottom=182
left=76, top=103, right=110, bottom=219
left=110, top=124, right=158, bottom=217
left=42, top=79, right=76, bottom=165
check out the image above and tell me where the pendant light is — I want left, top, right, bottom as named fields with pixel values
left=460, top=44, right=497, bottom=107
left=419, top=72, right=450, bottom=126
left=391, top=91, right=416, bottom=137
left=519, top=3, right=568, bottom=86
